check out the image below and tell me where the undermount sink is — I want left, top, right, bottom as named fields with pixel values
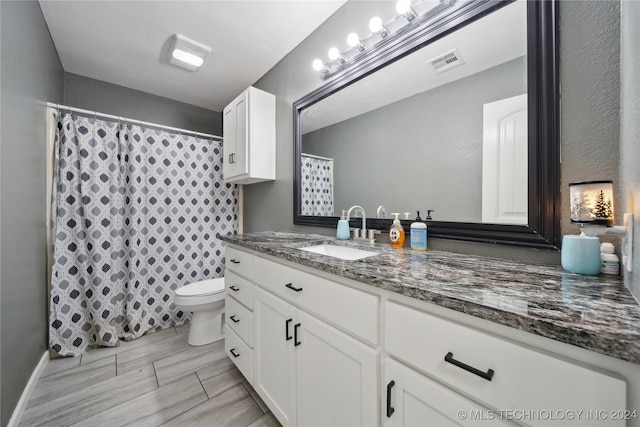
left=298, top=243, right=379, bottom=261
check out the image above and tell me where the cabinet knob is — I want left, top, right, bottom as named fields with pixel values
left=229, top=315, right=239, bottom=323
left=229, top=259, right=240, bottom=264
left=229, top=285, right=239, bottom=292
left=230, top=348, right=240, bottom=358
left=285, top=283, right=303, bottom=292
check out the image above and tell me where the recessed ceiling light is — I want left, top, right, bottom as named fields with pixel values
left=168, top=34, right=211, bottom=72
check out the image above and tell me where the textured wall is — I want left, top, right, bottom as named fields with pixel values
left=64, top=73, right=222, bottom=136
left=559, top=0, right=620, bottom=243
left=0, top=1, right=64, bottom=425
left=620, top=1, right=640, bottom=302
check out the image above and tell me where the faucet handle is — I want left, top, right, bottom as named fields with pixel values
left=352, top=228, right=361, bottom=239
left=367, top=229, right=381, bottom=240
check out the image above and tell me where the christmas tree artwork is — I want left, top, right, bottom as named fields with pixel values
left=571, top=191, right=592, bottom=221
left=594, top=190, right=611, bottom=220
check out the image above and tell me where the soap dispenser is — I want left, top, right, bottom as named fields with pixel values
left=336, top=210, right=350, bottom=240
left=389, top=213, right=405, bottom=248
left=410, top=211, right=427, bottom=251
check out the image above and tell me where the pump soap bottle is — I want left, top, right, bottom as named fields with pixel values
left=336, top=210, right=350, bottom=240
left=410, top=211, right=427, bottom=251
left=389, top=213, right=405, bottom=248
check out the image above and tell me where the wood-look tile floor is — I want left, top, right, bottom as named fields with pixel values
left=21, top=325, right=281, bottom=427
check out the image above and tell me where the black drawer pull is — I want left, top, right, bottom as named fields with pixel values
left=294, top=323, right=301, bottom=346
left=386, top=380, right=395, bottom=417
left=229, top=285, right=239, bottom=292
left=285, top=318, right=293, bottom=341
left=230, top=348, right=240, bottom=358
left=229, top=315, right=239, bottom=323
left=444, top=352, right=494, bottom=381
left=285, top=283, right=303, bottom=292
left=229, top=259, right=240, bottom=264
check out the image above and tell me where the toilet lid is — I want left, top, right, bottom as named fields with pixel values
left=176, top=278, right=225, bottom=297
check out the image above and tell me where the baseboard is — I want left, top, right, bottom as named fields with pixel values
left=7, top=351, right=49, bottom=427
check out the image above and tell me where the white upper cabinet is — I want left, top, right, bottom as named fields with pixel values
left=222, top=86, right=276, bottom=184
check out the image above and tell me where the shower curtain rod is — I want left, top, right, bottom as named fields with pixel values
left=302, top=152, right=333, bottom=161
left=46, top=102, right=223, bottom=141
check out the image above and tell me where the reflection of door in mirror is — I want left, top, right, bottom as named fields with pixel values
left=300, top=153, right=334, bottom=216
left=482, top=94, right=528, bottom=225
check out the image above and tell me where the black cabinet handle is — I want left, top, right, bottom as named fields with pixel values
left=229, top=259, right=240, bottom=264
left=294, top=323, right=301, bottom=346
left=229, top=285, right=239, bottom=292
left=444, top=352, right=494, bottom=381
left=229, top=315, right=239, bottom=323
left=285, top=283, right=303, bottom=292
left=386, top=380, right=395, bottom=418
left=285, top=318, right=293, bottom=341
left=230, top=348, right=240, bottom=358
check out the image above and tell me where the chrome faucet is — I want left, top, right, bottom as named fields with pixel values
left=347, top=205, right=379, bottom=243
left=376, top=205, right=387, bottom=218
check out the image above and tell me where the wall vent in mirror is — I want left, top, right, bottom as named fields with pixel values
left=428, top=48, right=465, bottom=74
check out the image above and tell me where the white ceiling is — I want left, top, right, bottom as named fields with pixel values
left=39, top=0, right=347, bottom=112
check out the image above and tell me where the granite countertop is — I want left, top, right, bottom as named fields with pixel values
left=220, top=231, right=640, bottom=364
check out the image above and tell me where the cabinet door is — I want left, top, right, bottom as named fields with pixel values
left=385, top=358, right=510, bottom=427
left=222, top=104, right=236, bottom=179
left=232, top=92, right=248, bottom=177
left=253, top=288, right=297, bottom=426
left=296, top=310, right=379, bottom=427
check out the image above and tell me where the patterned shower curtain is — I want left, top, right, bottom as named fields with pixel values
left=50, top=112, right=237, bottom=356
left=301, top=154, right=334, bottom=216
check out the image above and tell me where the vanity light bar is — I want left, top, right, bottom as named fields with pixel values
left=312, top=0, right=455, bottom=80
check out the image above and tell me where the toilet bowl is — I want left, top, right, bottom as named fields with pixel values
left=174, top=278, right=225, bottom=345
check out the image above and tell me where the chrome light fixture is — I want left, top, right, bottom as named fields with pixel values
left=311, top=0, right=455, bottom=80
left=168, top=34, right=211, bottom=71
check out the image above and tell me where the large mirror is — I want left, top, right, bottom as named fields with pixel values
left=294, top=0, right=559, bottom=249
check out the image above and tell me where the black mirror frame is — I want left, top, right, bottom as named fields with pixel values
left=293, top=0, right=560, bottom=249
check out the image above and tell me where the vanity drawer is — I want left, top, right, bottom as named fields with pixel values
left=225, top=294, right=253, bottom=347
left=385, top=301, right=626, bottom=423
left=226, top=247, right=253, bottom=279
left=253, top=256, right=378, bottom=345
left=225, top=271, right=254, bottom=309
left=225, top=327, right=253, bottom=384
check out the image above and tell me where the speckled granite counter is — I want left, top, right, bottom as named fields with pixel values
left=220, top=231, right=640, bottom=364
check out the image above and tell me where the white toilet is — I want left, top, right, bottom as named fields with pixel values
left=174, top=278, right=225, bottom=346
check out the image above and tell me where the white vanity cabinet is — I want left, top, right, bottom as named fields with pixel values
left=385, top=357, right=511, bottom=426
left=252, top=258, right=380, bottom=427
left=384, top=301, right=627, bottom=426
left=224, top=247, right=255, bottom=382
left=222, top=86, right=275, bottom=184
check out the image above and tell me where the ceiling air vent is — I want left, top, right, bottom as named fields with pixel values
left=428, top=48, right=465, bottom=74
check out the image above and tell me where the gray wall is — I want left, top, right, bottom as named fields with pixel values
left=64, top=73, right=222, bottom=136
left=0, top=1, right=64, bottom=425
left=302, top=57, right=526, bottom=222
left=620, top=0, right=640, bottom=302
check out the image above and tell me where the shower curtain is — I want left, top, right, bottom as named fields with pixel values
left=49, top=112, right=237, bottom=356
left=301, top=154, right=334, bottom=216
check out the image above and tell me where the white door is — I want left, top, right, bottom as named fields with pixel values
left=296, top=310, right=379, bottom=427
left=253, top=288, right=297, bottom=426
left=482, top=94, right=528, bottom=225
left=384, top=358, right=510, bottom=426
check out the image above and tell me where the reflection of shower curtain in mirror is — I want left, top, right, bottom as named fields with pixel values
left=301, top=154, right=334, bottom=216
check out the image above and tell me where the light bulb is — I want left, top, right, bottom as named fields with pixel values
left=347, top=32, right=360, bottom=48
left=369, top=16, right=383, bottom=33
left=312, top=59, right=324, bottom=71
left=396, top=0, right=411, bottom=15
left=328, top=47, right=340, bottom=61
